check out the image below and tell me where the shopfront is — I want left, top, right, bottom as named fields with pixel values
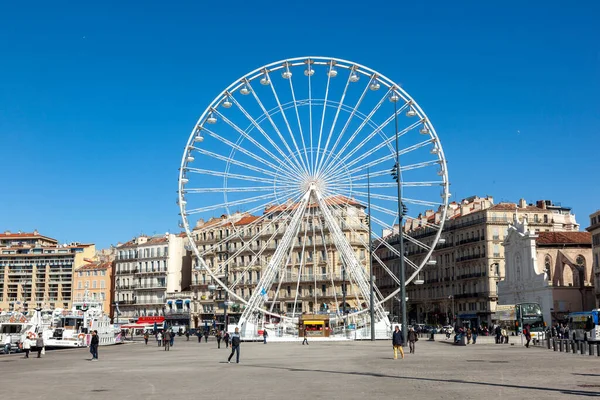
left=299, top=314, right=330, bottom=337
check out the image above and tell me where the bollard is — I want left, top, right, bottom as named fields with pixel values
left=597, top=343, right=600, bottom=357
left=547, top=337, right=551, bottom=349
left=565, top=340, right=570, bottom=353
left=572, top=341, right=577, bottom=354
left=553, top=339, right=557, bottom=352
left=559, top=340, right=564, bottom=352
left=581, top=341, right=586, bottom=355
left=589, top=342, right=594, bottom=356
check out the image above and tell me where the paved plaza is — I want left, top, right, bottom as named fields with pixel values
left=0, top=338, right=599, bottom=399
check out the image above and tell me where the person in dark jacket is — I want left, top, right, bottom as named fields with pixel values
left=90, top=330, right=99, bottom=360
left=392, top=326, right=404, bottom=360
left=227, top=327, right=241, bottom=364
left=164, top=330, right=171, bottom=351
left=224, top=332, right=230, bottom=348
left=524, top=324, right=532, bottom=348
left=407, top=327, right=418, bottom=354
left=216, top=330, right=222, bottom=349
left=35, top=333, right=44, bottom=358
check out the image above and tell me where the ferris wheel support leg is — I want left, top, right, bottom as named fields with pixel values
left=313, top=189, right=388, bottom=322
left=239, top=191, right=312, bottom=334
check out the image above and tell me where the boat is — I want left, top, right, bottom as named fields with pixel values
left=41, top=288, right=122, bottom=348
left=0, top=312, right=29, bottom=352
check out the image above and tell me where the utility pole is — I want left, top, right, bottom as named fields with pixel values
left=368, top=169, right=375, bottom=341
left=392, top=99, right=408, bottom=344
left=342, top=265, right=346, bottom=329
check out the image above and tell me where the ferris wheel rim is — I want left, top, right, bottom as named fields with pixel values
left=178, top=56, right=450, bottom=323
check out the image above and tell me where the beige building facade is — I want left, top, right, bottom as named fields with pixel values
left=189, top=196, right=369, bottom=329
left=586, top=210, right=600, bottom=308
left=374, top=196, right=580, bottom=327
left=73, top=261, right=114, bottom=317
left=0, top=231, right=95, bottom=312
left=114, top=233, right=191, bottom=322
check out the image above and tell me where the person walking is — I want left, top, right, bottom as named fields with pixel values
left=157, top=331, right=163, bottom=347
left=35, top=333, right=44, bottom=358
left=90, top=330, right=99, bottom=361
left=407, top=327, right=417, bottom=354
left=216, top=331, right=222, bottom=349
left=170, top=330, right=175, bottom=347
left=392, top=326, right=404, bottom=360
left=22, top=336, right=31, bottom=358
left=227, top=327, right=241, bottom=364
left=144, top=332, right=149, bottom=345
left=466, top=328, right=472, bottom=344
left=263, top=329, right=268, bottom=344
left=204, top=330, right=208, bottom=343
left=302, top=329, right=309, bottom=345
left=164, top=330, right=171, bottom=351
left=524, top=324, right=532, bottom=348
left=197, top=330, right=202, bottom=343
left=501, top=327, right=508, bottom=344
left=3, top=334, right=11, bottom=354
left=472, top=328, right=478, bottom=344
left=185, top=330, right=190, bottom=341
left=224, top=332, right=230, bottom=348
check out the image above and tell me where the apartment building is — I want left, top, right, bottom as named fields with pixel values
left=374, top=196, right=580, bottom=328
left=586, top=210, right=600, bottom=308
left=73, top=261, right=114, bottom=317
left=0, top=230, right=95, bottom=312
left=113, top=233, right=191, bottom=322
left=189, top=196, right=369, bottom=328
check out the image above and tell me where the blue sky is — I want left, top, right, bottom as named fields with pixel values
left=0, top=1, right=598, bottom=249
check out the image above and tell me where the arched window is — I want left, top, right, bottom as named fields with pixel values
left=544, top=255, right=552, bottom=280
left=543, top=214, right=548, bottom=223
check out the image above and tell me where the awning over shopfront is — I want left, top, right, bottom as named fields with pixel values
left=303, top=320, right=325, bottom=325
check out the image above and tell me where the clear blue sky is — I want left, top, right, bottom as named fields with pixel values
left=1, top=1, right=598, bottom=249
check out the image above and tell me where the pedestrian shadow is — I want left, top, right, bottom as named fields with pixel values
left=239, top=364, right=600, bottom=397
left=573, top=373, right=600, bottom=377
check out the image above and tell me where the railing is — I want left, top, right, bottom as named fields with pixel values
left=455, top=254, right=485, bottom=262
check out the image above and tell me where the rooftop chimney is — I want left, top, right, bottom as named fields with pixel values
left=518, top=198, right=527, bottom=208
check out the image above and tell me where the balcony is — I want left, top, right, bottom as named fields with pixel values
left=136, top=268, right=167, bottom=275
left=455, top=254, right=485, bottom=263
left=134, top=283, right=167, bottom=290
left=455, top=272, right=486, bottom=280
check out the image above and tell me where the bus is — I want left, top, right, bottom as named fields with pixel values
left=496, top=303, right=546, bottom=341
left=567, top=310, right=600, bottom=343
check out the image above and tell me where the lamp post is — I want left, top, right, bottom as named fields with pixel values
left=342, top=265, right=347, bottom=329
left=368, top=169, right=375, bottom=341
left=391, top=96, right=408, bottom=344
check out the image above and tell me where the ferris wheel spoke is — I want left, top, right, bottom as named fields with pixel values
left=199, top=192, right=304, bottom=259
left=328, top=124, right=428, bottom=182
left=185, top=185, right=296, bottom=194
left=213, top=200, right=302, bottom=273
left=186, top=189, right=295, bottom=215
left=267, top=72, right=310, bottom=174
left=308, top=68, right=315, bottom=175
left=241, top=81, right=307, bottom=176
left=330, top=122, right=428, bottom=179
left=186, top=168, right=278, bottom=184
left=321, top=102, right=409, bottom=177
left=316, top=81, right=371, bottom=177
left=292, top=205, right=312, bottom=318
left=201, top=126, right=300, bottom=183
left=190, top=145, right=294, bottom=181
left=320, top=87, right=392, bottom=178
left=212, top=110, right=303, bottom=179
left=399, top=160, right=442, bottom=173
left=286, top=73, right=310, bottom=173
left=315, top=70, right=353, bottom=175
left=314, top=66, right=333, bottom=176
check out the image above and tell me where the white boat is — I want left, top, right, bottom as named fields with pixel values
left=42, top=288, right=122, bottom=348
left=0, top=312, right=30, bottom=352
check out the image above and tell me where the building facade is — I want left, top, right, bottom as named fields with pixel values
left=586, top=210, right=600, bottom=308
left=499, top=217, right=594, bottom=324
left=0, top=231, right=95, bottom=312
left=113, top=234, right=191, bottom=322
left=189, top=196, right=370, bottom=329
left=374, top=196, right=580, bottom=328
left=73, top=261, right=114, bottom=317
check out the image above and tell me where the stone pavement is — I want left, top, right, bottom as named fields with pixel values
left=0, top=338, right=598, bottom=400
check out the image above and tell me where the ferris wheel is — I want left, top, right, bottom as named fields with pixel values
left=178, top=56, right=449, bottom=332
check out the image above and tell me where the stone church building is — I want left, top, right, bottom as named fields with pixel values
left=498, top=216, right=594, bottom=325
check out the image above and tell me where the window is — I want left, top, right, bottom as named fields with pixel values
left=92, top=281, right=97, bottom=289
left=77, top=282, right=82, bottom=289
left=100, top=281, right=105, bottom=289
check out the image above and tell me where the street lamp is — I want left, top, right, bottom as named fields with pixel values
left=391, top=95, right=408, bottom=344
left=367, top=169, right=375, bottom=341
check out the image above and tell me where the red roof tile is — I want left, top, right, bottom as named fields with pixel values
left=535, top=231, right=591, bottom=245
left=76, top=261, right=112, bottom=271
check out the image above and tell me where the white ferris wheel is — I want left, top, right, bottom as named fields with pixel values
left=178, top=56, right=449, bottom=334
